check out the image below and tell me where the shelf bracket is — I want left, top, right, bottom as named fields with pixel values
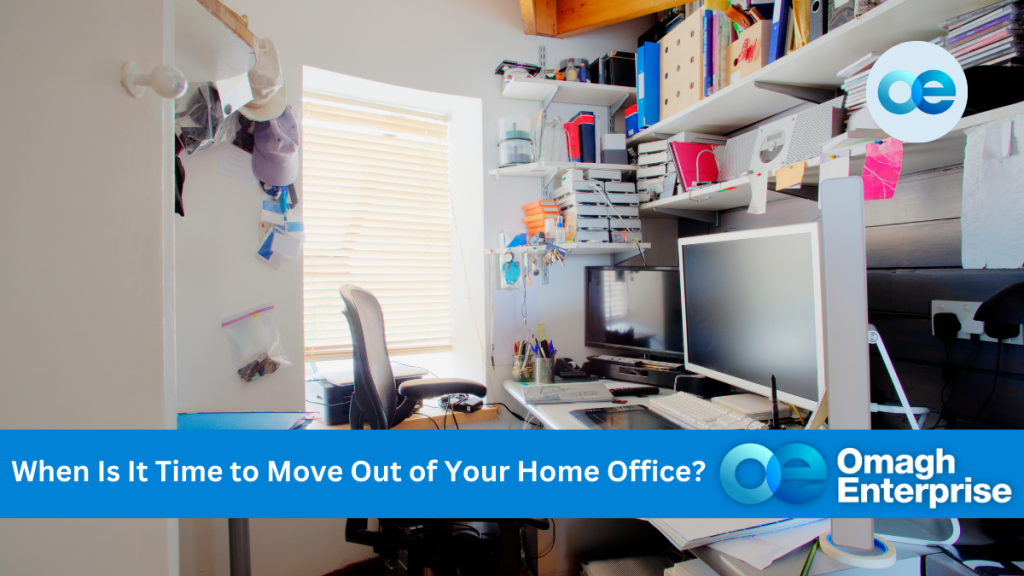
left=609, top=93, right=629, bottom=132
left=542, top=169, right=558, bottom=200
left=653, top=207, right=719, bottom=225
left=753, top=81, right=841, bottom=104
left=541, top=87, right=559, bottom=119
left=775, top=184, right=819, bottom=203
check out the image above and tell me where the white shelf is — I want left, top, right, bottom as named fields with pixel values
left=502, top=77, right=636, bottom=109
left=627, top=0, right=998, bottom=145
left=485, top=243, right=650, bottom=256
left=175, top=0, right=257, bottom=82
left=641, top=102, right=1024, bottom=217
left=489, top=161, right=638, bottom=179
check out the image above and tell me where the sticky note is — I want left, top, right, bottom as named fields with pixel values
left=775, top=162, right=806, bottom=191
left=863, top=139, right=903, bottom=201
left=748, top=172, right=769, bottom=215
left=818, top=150, right=851, bottom=208
left=271, top=232, right=302, bottom=259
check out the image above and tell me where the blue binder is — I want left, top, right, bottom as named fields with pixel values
left=769, top=0, right=791, bottom=63
left=636, top=42, right=660, bottom=129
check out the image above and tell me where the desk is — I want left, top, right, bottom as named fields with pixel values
left=307, top=403, right=500, bottom=430
left=505, top=379, right=939, bottom=575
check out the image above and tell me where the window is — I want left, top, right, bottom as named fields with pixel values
left=301, top=90, right=453, bottom=361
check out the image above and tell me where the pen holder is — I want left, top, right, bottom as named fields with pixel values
left=534, top=357, right=555, bottom=384
left=513, top=356, right=534, bottom=382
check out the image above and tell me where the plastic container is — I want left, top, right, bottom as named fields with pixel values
left=499, top=139, right=534, bottom=167
left=499, top=116, right=532, bottom=142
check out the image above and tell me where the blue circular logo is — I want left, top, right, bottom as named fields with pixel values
left=720, top=443, right=827, bottom=505
left=867, top=42, right=967, bottom=143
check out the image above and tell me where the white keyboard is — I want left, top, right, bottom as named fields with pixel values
left=650, top=392, right=767, bottom=430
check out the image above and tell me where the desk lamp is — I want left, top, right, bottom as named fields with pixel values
left=974, top=281, right=1024, bottom=340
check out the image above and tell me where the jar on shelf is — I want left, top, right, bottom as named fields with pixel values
left=498, top=139, right=534, bottom=167
left=498, top=116, right=533, bottom=142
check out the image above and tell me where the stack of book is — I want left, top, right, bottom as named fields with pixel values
left=636, top=140, right=677, bottom=203
left=837, top=52, right=879, bottom=114
left=941, top=0, right=1024, bottom=69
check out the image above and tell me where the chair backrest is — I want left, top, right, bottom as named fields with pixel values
left=339, top=284, right=397, bottom=429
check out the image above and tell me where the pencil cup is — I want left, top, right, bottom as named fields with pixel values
left=512, top=357, right=533, bottom=382
left=534, top=357, right=555, bottom=384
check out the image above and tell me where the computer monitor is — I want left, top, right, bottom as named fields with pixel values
left=678, top=223, right=825, bottom=411
left=584, top=267, right=684, bottom=360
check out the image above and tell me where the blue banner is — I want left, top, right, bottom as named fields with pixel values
left=1, top=430, right=1020, bottom=518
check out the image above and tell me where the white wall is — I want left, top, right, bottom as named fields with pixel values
left=174, top=0, right=649, bottom=574
left=0, top=0, right=174, bottom=574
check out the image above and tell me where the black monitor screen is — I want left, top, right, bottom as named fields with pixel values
left=680, top=230, right=821, bottom=404
left=585, top=267, right=684, bottom=359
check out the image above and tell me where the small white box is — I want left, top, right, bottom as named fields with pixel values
left=637, top=165, right=667, bottom=179
left=636, top=179, right=664, bottom=192
left=560, top=173, right=597, bottom=191
left=585, top=169, right=622, bottom=181
left=601, top=133, right=627, bottom=151
left=561, top=169, right=585, bottom=183
left=575, top=229, right=611, bottom=243
left=604, top=181, right=637, bottom=193
left=638, top=140, right=668, bottom=154
left=638, top=151, right=669, bottom=165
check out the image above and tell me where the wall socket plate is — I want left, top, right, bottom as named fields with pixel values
left=931, top=300, right=1024, bottom=345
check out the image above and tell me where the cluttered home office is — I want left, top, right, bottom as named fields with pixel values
left=9, top=0, right=1024, bottom=575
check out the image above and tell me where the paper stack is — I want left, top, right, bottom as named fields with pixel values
left=644, top=518, right=821, bottom=551
left=941, top=0, right=1024, bottom=69
left=837, top=52, right=879, bottom=114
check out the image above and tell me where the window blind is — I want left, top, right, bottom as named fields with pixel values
left=301, top=90, right=452, bottom=361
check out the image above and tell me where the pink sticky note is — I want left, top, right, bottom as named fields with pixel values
left=863, top=139, right=903, bottom=201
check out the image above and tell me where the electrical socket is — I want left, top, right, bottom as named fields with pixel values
left=931, top=300, right=1024, bottom=345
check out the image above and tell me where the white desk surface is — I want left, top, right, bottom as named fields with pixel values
left=503, top=379, right=664, bottom=429
left=504, top=379, right=938, bottom=575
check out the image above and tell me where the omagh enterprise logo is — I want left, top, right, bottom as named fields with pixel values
left=867, top=42, right=968, bottom=143
left=720, top=443, right=826, bottom=505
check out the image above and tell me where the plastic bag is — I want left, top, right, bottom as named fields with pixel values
left=175, top=83, right=243, bottom=154
left=221, top=302, right=292, bottom=381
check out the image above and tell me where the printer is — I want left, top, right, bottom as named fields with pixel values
left=305, top=364, right=429, bottom=425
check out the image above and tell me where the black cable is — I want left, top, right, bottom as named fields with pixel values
left=932, top=340, right=979, bottom=429
left=483, top=402, right=541, bottom=425
left=521, top=518, right=556, bottom=559
left=449, top=405, right=460, bottom=430
left=968, top=340, right=1002, bottom=429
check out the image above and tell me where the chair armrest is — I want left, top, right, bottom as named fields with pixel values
left=397, top=378, right=487, bottom=400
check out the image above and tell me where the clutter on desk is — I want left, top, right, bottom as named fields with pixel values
left=523, top=382, right=613, bottom=403
left=646, top=518, right=821, bottom=551
left=221, top=302, right=292, bottom=382
left=705, top=518, right=830, bottom=571
left=665, top=558, right=717, bottom=576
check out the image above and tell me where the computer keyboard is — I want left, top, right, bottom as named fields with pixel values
left=649, top=392, right=767, bottom=430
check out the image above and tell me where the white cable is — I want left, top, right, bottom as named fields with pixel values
left=587, top=182, right=637, bottom=243
left=871, top=404, right=930, bottom=429
left=868, top=326, right=920, bottom=430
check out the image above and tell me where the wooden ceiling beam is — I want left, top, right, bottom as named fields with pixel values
left=555, top=0, right=680, bottom=38
left=520, top=0, right=557, bottom=37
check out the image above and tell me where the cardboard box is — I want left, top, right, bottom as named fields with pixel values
left=660, top=9, right=704, bottom=120
left=726, top=20, right=771, bottom=87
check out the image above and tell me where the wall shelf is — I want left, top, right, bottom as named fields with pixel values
left=485, top=242, right=650, bottom=256
left=502, top=77, right=636, bottom=112
left=641, top=101, right=1024, bottom=217
left=626, top=0, right=998, bottom=145
left=489, top=161, right=637, bottom=180
left=175, top=0, right=257, bottom=82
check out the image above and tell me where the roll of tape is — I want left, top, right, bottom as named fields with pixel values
left=818, top=534, right=896, bottom=569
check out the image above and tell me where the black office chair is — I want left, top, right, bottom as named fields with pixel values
left=340, top=284, right=488, bottom=430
